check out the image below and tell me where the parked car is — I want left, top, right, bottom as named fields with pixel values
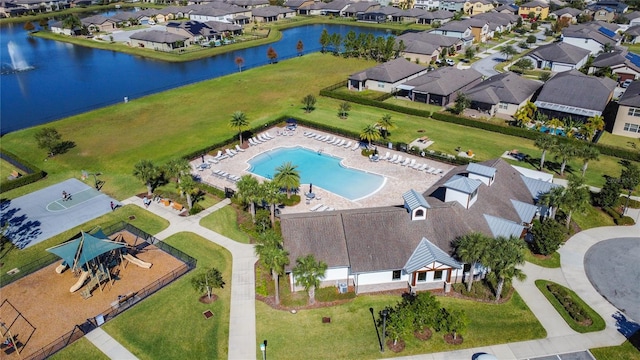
left=446, top=59, right=456, bottom=66
left=622, top=79, right=633, bottom=88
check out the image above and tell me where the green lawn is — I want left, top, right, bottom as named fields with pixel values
left=591, top=339, right=640, bottom=360
left=48, top=337, right=109, bottom=360
left=199, top=205, right=252, bottom=244
left=0, top=205, right=168, bottom=286
left=597, top=132, right=640, bottom=152
left=256, top=291, right=545, bottom=359
left=102, top=232, right=232, bottom=360
left=572, top=203, right=616, bottom=230
left=1, top=158, right=20, bottom=178
left=524, top=249, right=561, bottom=268
left=535, top=280, right=605, bottom=333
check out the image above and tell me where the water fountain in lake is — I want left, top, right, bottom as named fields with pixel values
left=2, top=41, right=33, bottom=73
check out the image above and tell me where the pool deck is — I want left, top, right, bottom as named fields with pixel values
left=191, top=126, right=455, bottom=214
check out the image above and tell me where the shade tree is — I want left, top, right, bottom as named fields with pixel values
left=191, top=267, right=224, bottom=300
left=529, top=218, right=565, bottom=255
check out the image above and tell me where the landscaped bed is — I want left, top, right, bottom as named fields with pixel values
left=535, top=280, right=605, bottom=333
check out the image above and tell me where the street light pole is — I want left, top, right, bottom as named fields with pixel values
left=369, top=308, right=383, bottom=352
left=381, top=309, right=389, bottom=353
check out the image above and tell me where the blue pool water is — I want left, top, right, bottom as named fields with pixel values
left=248, top=147, right=385, bottom=201
left=540, top=126, right=566, bottom=136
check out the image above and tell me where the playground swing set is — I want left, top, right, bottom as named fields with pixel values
left=46, top=229, right=152, bottom=299
left=0, top=299, right=36, bottom=357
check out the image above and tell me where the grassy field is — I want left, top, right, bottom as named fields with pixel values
left=0, top=205, right=168, bottom=286
left=591, top=339, right=640, bottom=360
left=1, top=158, right=21, bottom=178
left=524, top=249, right=561, bottom=268
left=48, top=337, right=109, bottom=360
left=102, top=232, right=232, bottom=360
left=199, top=206, right=252, bottom=244
left=256, top=291, right=545, bottom=359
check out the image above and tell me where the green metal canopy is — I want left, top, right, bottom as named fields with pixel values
left=47, top=231, right=124, bottom=270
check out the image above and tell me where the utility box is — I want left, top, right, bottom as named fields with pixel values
left=338, top=283, right=347, bottom=294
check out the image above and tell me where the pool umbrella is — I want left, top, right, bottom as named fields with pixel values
left=309, top=183, right=313, bottom=193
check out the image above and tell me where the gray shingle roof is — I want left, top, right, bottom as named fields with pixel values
left=534, top=69, right=616, bottom=113
left=252, top=5, right=295, bottom=16
left=404, top=238, right=462, bottom=273
left=444, top=175, right=482, bottom=194
left=520, top=0, right=549, bottom=8
left=397, top=31, right=461, bottom=47
left=562, top=22, right=621, bottom=45
left=437, top=20, right=472, bottom=32
left=402, top=40, right=439, bottom=56
left=349, top=58, right=427, bottom=83
left=403, top=189, right=430, bottom=212
left=527, top=42, right=590, bottom=65
left=418, top=9, right=455, bottom=20
left=552, top=7, right=582, bottom=17
left=472, top=12, right=519, bottom=25
left=626, top=25, right=640, bottom=37
left=406, top=67, right=483, bottom=96
left=465, top=72, right=542, bottom=105
left=618, top=80, right=640, bottom=107
left=467, top=163, right=497, bottom=178
left=484, top=214, right=525, bottom=238
left=80, top=15, right=112, bottom=25
left=129, top=30, right=189, bottom=43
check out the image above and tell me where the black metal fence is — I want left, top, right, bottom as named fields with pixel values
left=13, top=222, right=196, bottom=360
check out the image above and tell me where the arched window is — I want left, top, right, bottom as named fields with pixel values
left=415, top=209, right=425, bottom=217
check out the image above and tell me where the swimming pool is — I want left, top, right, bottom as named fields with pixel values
left=539, top=126, right=566, bottom=137
left=247, top=147, right=385, bottom=201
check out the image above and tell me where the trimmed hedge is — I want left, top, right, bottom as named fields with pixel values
left=0, top=149, right=47, bottom=193
left=319, top=83, right=640, bottom=162
left=547, top=283, right=590, bottom=324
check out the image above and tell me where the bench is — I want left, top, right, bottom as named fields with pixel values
left=172, top=202, right=184, bottom=211
left=160, top=199, right=171, bottom=207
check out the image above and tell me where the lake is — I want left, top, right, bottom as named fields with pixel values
left=0, top=21, right=388, bottom=134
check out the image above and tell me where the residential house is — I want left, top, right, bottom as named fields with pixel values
left=348, top=58, right=429, bottom=92
left=398, top=67, right=483, bottom=106
left=625, top=25, right=640, bottom=44
left=1, top=0, right=68, bottom=15
left=586, top=0, right=628, bottom=22
left=129, top=30, right=189, bottom=51
left=472, top=11, right=519, bottom=32
left=495, top=4, right=518, bottom=15
left=227, top=0, right=270, bottom=9
left=284, top=0, right=315, bottom=13
left=399, top=8, right=431, bottom=23
left=561, top=21, right=622, bottom=55
left=612, top=80, right=640, bottom=137
left=251, top=5, right=296, bottom=22
left=50, top=20, right=78, bottom=35
left=518, top=0, right=549, bottom=20
left=416, top=9, right=454, bottom=25
left=522, top=42, right=591, bottom=72
left=297, top=1, right=326, bottom=15
left=364, top=6, right=402, bottom=22
left=397, top=31, right=463, bottom=63
left=627, top=11, right=640, bottom=26
left=414, top=0, right=440, bottom=10
left=280, top=159, right=557, bottom=294
left=465, top=72, right=543, bottom=116
left=166, top=20, right=242, bottom=42
left=343, top=1, right=379, bottom=18
left=533, top=69, right=616, bottom=122
left=463, top=0, right=494, bottom=16
left=188, top=4, right=252, bottom=23
left=590, top=49, right=640, bottom=82
left=319, top=0, right=352, bottom=16
left=80, top=15, right=116, bottom=33
left=439, top=0, right=465, bottom=12
left=109, top=12, right=138, bottom=27
left=460, top=18, right=490, bottom=42
left=549, top=7, right=583, bottom=24
left=358, top=11, right=387, bottom=22
left=429, top=20, right=475, bottom=47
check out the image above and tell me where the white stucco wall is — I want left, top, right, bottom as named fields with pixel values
left=444, top=188, right=470, bottom=208
left=355, top=270, right=409, bottom=286
left=562, top=37, right=606, bottom=55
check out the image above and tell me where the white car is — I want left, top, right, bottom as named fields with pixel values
left=622, top=79, right=633, bottom=88
left=446, top=59, right=456, bottom=66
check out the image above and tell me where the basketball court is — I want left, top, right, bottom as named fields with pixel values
left=2, top=178, right=118, bottom=249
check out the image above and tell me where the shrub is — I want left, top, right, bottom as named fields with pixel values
left=281, top=194, right=300, bottom=206
left=189, top=203, right=204, bottom=215
left=530, top=219, right=564, bottom=255
left=254, top=209, right=272, bottom=233
left=546, top=283, right=591, bottom=324
left=615, top=216, right=636, bottom=226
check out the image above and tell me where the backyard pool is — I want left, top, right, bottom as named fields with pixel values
left=248, top=147, right=385, bottom=201
left=540, top=126, right=566, bottom=136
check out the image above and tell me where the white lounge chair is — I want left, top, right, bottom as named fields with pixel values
left=265, top=132, right=274, bottom=139
left=314, top=134, right=323, bottom=140
left=331, top=138, right=341, bottom=145
left=256, top=134, right=266, bottom=142
left=235, top=144, right=245, bottom=152
left=428, top=168, right=439, bottom=174
left=309, top=203, right=323, bottom=211
left=380, top=152, right=390, bottom=161
left=225, top=149, right=235, bottom=157
left=248, top=138, right=257, bottom=146
left=343, top=141, right=352, bottom=148
left=388, top=154, right=398, bottom=162
left=316, top=205, right=328, bottom=212
left=325, top=136, right=334, bottom=143
left=351, top=142, right=360, bottom=151
left=394, top=156, right=403, bottom=164
left=406, top=159, right=415, bottom=167
left=416, top=164, right=427, bottom=171
left=251, top=137, right=261, bottom=144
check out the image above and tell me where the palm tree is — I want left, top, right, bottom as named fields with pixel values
left=454, top=232, right=491, bottom=292
left=360, top=124, right=381, bottom=148
left=561, top=174, right=591, bottom=229
left=539, top=185, right=564, bottom=220
left=177, top=174, right=196, bottom=209
left=292, top=254, right=328, bottom=305
left=274, top=162, right=300, bottom=199
left=484, top=236, right=526, bottom=302
left=577, top=145, right=600, bottom=177
left=236, top=175, right=260, bottom=223
left=534, top=134, right=557, bottom=171
left=164, top=158, right=190, bottom=186
left=261, top=180, right=284, bottom=228
left=376, top=114, right=396, bottom=139
left=133, top=159, right=159, bottom=195
left=255, top=231, right=289, bottom=305
left=585, top=115, right=605, bottom=141
left=338, top=102, right=351, bottom=119
left=229, top=111, right=249, bottom=144
left=547, top=117, right=563, bottom=135
left=553, top=142, right=577, bottom=176
left=513, top=101, right=536, bottom=127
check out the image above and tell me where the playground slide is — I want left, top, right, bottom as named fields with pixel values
left=69, top=271, right=90, bottom=293
left=55, top=262, right=68, bottom=274
left=123, top=254, right=152, bottom=269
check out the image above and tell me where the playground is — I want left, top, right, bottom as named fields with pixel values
left=0, top=230, right=186, bottom=359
